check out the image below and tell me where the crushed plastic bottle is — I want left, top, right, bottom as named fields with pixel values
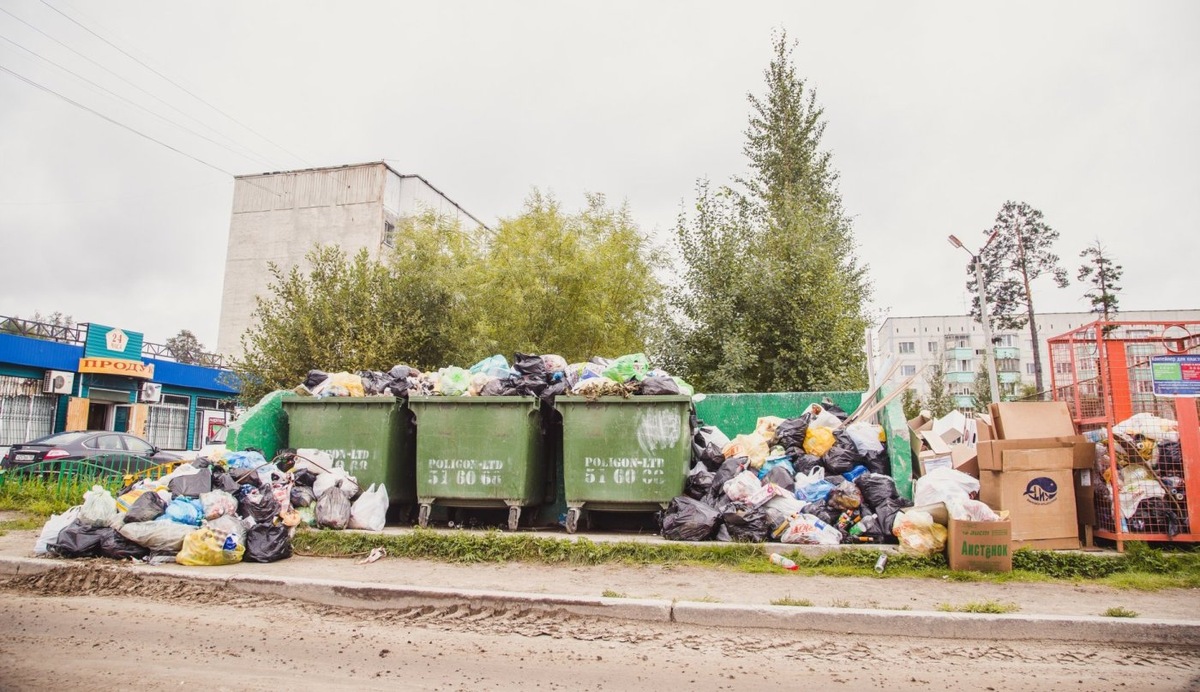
left=769, top=552, right=798, bottom=571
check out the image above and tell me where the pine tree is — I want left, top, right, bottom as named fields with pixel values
left=924, top=363, right=957, bottom=418
left=1078, top=239, right=1123, bottom=323
left=973, top=361, right=994, bottom=410
left=970, top=201, right=1068, bottom=396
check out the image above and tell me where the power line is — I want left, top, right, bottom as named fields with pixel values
left=0, top=5, right=285, bottom=170
left=0, top=31, right=277, bottom=170
left=0, top=61, right=236, bottom=177
left=41, top=0, right=313, bottom=168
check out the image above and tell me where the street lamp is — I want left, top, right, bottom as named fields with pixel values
left=949, top=231, right=1001, bottom=404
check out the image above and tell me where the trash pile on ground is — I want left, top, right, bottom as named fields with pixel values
left=299, top=352, right=694, bottom=403
left=665, top=402, right=914, bottom=545
left=33, top=449, right=388, bottom=566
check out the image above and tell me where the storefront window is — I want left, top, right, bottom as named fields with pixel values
left=0, top=376, right=57, bottom=445
left=147, top=394, right=189, bottom=450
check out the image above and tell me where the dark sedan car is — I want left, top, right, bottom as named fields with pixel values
left=1, top=431, right=182, bottom=476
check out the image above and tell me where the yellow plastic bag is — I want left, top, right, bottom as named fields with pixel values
left=175, top=528, right=245, bottom=566
left=893, top=510, right=948, bottom=557
left=722, top=433, right=769, bottom=469
left=803, top=427, right=836, bottom=457
left=115, top=489, right=146, bottom=512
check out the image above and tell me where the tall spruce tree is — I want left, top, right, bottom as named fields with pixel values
left=970, top=201, right=1068, bottom=396
left=665, top=31, right=871, bottom=392
left=1078, top=239, right=1123, bottom=323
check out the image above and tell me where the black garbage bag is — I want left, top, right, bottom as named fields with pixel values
left=639, top=377, right=681, bottom=396
left=661, top=496, right=720, bottom=541
left=540, top=380, right=569, bottom=403
left=713, top=524, right=733, bottom=542
left=100, top=529, right=150, bottom=560
left=513, top=352, right=545, bottom=377
left=871, top=499, right=906, bottom=540
left=304, top=369, right=330, bottom=390
left=479, top=378, right=505, bottom=396
left=315, top=488, right=351, bottom=529
left=1157, top=441, right=1184, bottom=477
left=292, top=468, right=318, bottom=488
left=773, top=415, right=810, bottom=451
left=168, top=468, right=213, bottom=498
left=244, top=523, right=293, bottom=563
left=822, top=431, right=864, bottom=476
left=239, top=489, right=280, bottom=524
left=290, top=485, right=317, bottom=508
left=792, top=453, right=824, bottom=475
left=227, top=466, right=262, bottom=488
left=828, top=481, right=863, bottom=511
left=356, top=370, right=389, bottom=395
left=684, top=464, right=715, bottom=500
left=764, top=464, right=795, bottom=492
left=861, top=449, right=889, bottom=476
left=801, top=500, right=839, bottom=526
left=49, top=521, right=108, bottom=558
left=692, top=426, right=728, bottom=472
left=709, top=456, right=746, bottom=496
left=125, top=491, right=168, bottom=522
left=1128, top=497, right=1183, bottom=537
left=210, top=466, right=240, bottom=494
left=855, top=473, right=900, bottom=510
left=722, top=506, right=771, bottom=543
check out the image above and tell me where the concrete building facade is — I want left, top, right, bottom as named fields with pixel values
left=216, top=162, right=486, bottom=357
left=874, top=309, right=1200, bottom=408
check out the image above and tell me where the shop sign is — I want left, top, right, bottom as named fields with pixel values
left=78, top=357, right=155, bottom=379
left=1151, top=355, right=1200, bottom=397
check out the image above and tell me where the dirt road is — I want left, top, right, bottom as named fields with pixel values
left=1, top=568, right=1197, bottom=691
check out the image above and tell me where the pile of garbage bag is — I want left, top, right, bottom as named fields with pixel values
left=1087, top=413, right=1188, bottom=537
left=668, top=408, right=912, bottom=546
left=34, top=448, right=389, bottom=566
left=298, top=352, right=695, bottom=405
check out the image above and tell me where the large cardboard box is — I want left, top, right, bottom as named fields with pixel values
left=977, top=438, right=1095, bottom=471
left=947, top=517, right=1013, bottom=572
left=979, top=463, right=1079, bottom=549
left=988, top=402, right=1076, bottom=439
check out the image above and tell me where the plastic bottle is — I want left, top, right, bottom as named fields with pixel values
left=769, top=552, right=798, bottom=571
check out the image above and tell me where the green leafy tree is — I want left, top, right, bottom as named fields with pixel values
left=166, top=329, right=206, bottom=365
left=664, top=31, right=871, bottom=393
left=901, top=387, right=924, bottom=420
left=924, top=363, right=956, bottom=418
left=970, top=201, right=1068, bottom=396
left=1078, top=239, right=1123, bottom=323
left=973, top=361, right=994, bottom=410
left=473, top=191, right=665, bottom=361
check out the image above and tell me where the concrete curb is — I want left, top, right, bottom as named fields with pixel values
left=2, top=556, right=1196, bottom=646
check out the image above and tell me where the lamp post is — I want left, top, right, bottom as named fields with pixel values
left=949, top=231, right=1001, bottom=404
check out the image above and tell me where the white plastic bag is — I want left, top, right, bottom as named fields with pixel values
left=79, top=485, right=117, bottom=528
left=779, top=513, right=842, bottom=545
left=348, top=483, right=389, bottom=532
left=845, top=422, right=884, bottom=455
left=200, top=490, right=238, bottom=520
left=946, top=498, right=1001, bottom=522
left=313, top=467, right=360, bottom=499
left=914, top=467, right=980, bottom=507
left=34, top=506, right=81, bottom=555
left=293, top=449, right=335, bottom=475
left=204, top=514, right=247, bottom=548
left=723, top=471, right=762, bottom=503
left=793, top=466, right=825, bottom=490
left=119, top=520, right=197, bottom=552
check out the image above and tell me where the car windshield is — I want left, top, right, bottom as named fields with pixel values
left=28, top=432, right=89, bottom=445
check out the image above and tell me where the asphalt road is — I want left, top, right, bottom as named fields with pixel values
left=1, top=579, right=1197, bottom=691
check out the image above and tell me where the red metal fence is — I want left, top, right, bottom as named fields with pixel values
left=1048, top=321, right=1200, bottom=547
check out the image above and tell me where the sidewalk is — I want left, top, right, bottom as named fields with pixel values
left=2, top=525, right=1197, bottom=646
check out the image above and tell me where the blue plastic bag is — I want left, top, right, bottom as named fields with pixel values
left=841, top=465, right=868, bottom=482
left=469, top=354, right=510, bottom=379
left=795, top=479, right=835, bottom=504
left=165, top=497, right=204, bottom=526
left=757, top=455, right=795, bottom=481
left=226, top=451, right=267, bottom=471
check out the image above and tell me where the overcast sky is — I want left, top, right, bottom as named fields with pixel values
left=1, top=1, right=1196, bottom=351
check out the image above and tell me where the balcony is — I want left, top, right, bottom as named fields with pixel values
left=947, top=347, right=975, bottom=360
left=994, top=346, right=1020, bottom=359
left=946, top=371, right=975, bottom=384
left=953, top=394, right=975, bottom=409
left=998, top=371, right=1022, bottom=385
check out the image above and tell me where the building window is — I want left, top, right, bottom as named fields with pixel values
left=382, top=220, right=396, bottom=248
left=927, top=341, right=938, bottom=353
left=147, top=394, right=189, bottom=450
left=902, top=365, right=917, bottom=376
left=0, top=376, right=57, bottom=445
left=196, top=397, right=220, bottom=410
left=898, top=341, right=915, bottom=354
left=1026, top=363, right=1037, bottom=374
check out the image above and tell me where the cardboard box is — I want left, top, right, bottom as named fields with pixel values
left=931, top=409, right=968, bottom=446
left=1074, top=468, right=1096, bottom=527
left=947, top=517, right=1013, bottom=572
left=950, top=444, right=980, bottom=478
left=976, top=437, right=1095, bottom=472
left=979, top=466, right=1079, bottom=549
left=918, top=452, right=954, bottom=476
left=988, top=402, right=1076, bottom=440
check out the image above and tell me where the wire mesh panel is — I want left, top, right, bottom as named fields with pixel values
left=1049, top=321, right=1200, bottom=546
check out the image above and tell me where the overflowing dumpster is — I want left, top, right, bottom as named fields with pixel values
left=408, top=395, right=546, bottom=530
left=557, top=395, right=693, bottom=533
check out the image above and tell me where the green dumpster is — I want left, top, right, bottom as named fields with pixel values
left=282, top=396, right=416, bottom=506
left=409, top=395, right=545, bottom=531
left=557, top=395, right=692, bottom=534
